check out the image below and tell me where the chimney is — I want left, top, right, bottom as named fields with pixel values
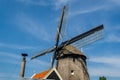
left=20, top=53, right=28, bottom=78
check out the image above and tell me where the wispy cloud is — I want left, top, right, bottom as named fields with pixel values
left=0, top=51, right=49, bottom=72
left=89, top=67, right=120, bottom=77
left=0, top=51, right=21, bottom=65
left=69, top=2, right=116, bottom=17
left=16, top=0, right=49, bottom=6
left=89, top=56, right=120, bottom=68
left=105, top=34, right=120, bottom=43
left=16, top=0, right=72, bottom=9
left=28, top=59, right=50, bottom=69
left=70, top=6, right=104, bottom=16
left=0, top=58, right=20, bottom=65
left=0, top=72, right=18, bottom=79
left=88, top=56, right=120, bottom=77
left=109, top=0, right=120, bottom=5
left=54, top=0, right=72, bottom=9
left=0, top=51, right=20, bottom=59
left=69, top=0, right=120, bottom=17
left=25, top=57, right=50, bottom=75
left=0, top=42, right=36, bottom=50
left=103, top=25, right=120, bottom=43
left=14, top=13, right=52, bottom=41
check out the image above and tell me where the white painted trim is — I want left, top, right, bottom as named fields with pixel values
left=31, top=73, right=37, bottom=78
left=44, top=68, right=63, bottom=80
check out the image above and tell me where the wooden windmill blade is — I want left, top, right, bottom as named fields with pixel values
left=31, top=47, right=54, bottom=60
left=31, top=5, right=68, bottom=62
left=71, top=26, right=103, bottom=48
left=51, top=5, right=68, bottom=68
left=55, top=5, right=68, bottom=42
left=59, top=24, right=104, bottom=49
left=59, top=5, right=69, bottom=39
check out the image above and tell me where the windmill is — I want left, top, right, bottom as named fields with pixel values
left=31, top=5, right=104, bottom=80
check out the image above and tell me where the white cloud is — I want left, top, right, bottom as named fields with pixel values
left=28, top=59, right=49, bottom=68
left=88, top=56, right=120, bottom=77
left=54, top=0, right=71, bottom=7
left=105, top=34, right=120, bottom=43
left=89, top=56, right=120, bottom=68
left=0, top=51, right=20, bottom=59
left=25, top=58, right=50, bottom=75
left=0, top=73, right=18, bottom=79
left=109, top=0, right=120, bottom=5
left=0, top=51, right=21, bottom=65
left=15, top=13, right=52, bottom=41
left=0, top=42, right=36, bottom=50
left=16, top=0, right=49, bottom=6
left=89, top=67, right=120, bottom=77
left=0, top=51, right=49, bottom=72
left=69, top=2, right=115, bottom=17
left=104, top=20, right=120, bottom=43
left=69, top=0, right=120, bottom=17
left=16, top=0, right=72, bottom=9
left=0, top=58, right=20, bottom=65
left=70, top=6, right=104, bottom=16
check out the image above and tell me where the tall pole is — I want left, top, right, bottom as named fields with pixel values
left=20, top=53, right=28, bottom=78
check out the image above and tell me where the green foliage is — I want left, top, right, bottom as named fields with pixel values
left=99, top=76, right=106, bottom=80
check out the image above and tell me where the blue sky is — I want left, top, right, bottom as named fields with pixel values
left=0, top=0, right=120, bottom=80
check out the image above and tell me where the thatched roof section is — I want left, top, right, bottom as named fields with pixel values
left=63, top=45, right=86, bottom=57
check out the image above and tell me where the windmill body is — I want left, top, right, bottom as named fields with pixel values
left=56, top=45, right=89, bottom=80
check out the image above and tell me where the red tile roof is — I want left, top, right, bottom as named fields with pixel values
left=32, top=70, right=50, bottom=79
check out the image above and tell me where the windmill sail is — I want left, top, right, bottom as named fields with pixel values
left=55, top=5, right=68, bottom=42
left=59, top=25, right=104, bottom=49
left=72, top=27, right=103, bottom=48
left=31, top=47, right=54, bottom=60
left=52, top=5, right=68, bottom=68
left=60, top=5, right=69, bottom=39
left=31, top=5, right=68, bottom=62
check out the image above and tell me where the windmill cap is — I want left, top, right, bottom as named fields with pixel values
left=64, top=45, right=86, bottom=57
